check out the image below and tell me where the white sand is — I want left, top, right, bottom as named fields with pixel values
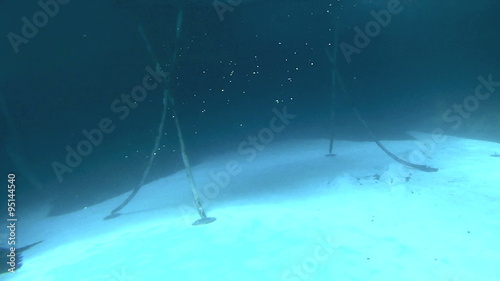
left=6, top=133, right=500, bottom=281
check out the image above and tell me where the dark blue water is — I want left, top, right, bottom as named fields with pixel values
left=1, top=0, right=499, bottom=215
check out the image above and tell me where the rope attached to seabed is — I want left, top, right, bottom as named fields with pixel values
left=326, top=16, right=438, bottom=173
left=352, top=107, right=438, bottom=172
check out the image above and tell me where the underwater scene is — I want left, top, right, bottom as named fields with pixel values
left=1, top=0, right=500, bottom=280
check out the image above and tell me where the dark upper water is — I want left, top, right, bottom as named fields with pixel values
left=1, top=0, right=499, bottom=216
